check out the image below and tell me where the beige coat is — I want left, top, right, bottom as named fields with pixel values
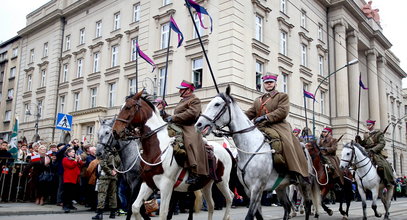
left=172, top=94, right=208, bottom=176
left=246, top=90, right=309, bottom=177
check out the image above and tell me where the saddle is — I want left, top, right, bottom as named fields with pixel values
left=257, top=124, right=287, bottom=173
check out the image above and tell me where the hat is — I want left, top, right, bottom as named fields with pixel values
left=322, top=127, right=332, bottom=133
left=153, top=98, right=167, bottom=107
left=176, top=80, right=195, bottom=91
left=293, top=128, right=301, bottom=133
left=366, top=120, right=376, bottom=125
left=261, top=73, right=278, bottom=83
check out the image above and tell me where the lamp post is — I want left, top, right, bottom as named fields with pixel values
left=25, top=103, right=41, bottom=142
left=391, top=114, right=407, bottom=173
left=142, top=75, right=158, bottom=99
left=312, top=59, right=358, bottom=136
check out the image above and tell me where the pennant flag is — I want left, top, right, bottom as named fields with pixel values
left=136, top=41, right=156, bottom=72
left=9, top=118, right=19, bottom=160
left=170, top=16, right=184, bottom=48
left=186, top=0, right=213, bottom=33
left=359, top=75, right=368, bottom=90
left=303, top=90, right=317, bottom=102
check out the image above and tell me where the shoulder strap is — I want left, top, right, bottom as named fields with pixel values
left=257, top=97, right=272, bottom=117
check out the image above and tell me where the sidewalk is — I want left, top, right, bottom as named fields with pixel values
left=0, top=203, right=89, bottom=216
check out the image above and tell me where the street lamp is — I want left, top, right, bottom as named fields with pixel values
left=142, top=75, right=158, bottom=99
left=391, top=114, right=407, bottom=173
left=25, top=103, right=41, bottom=142
left=312, top=59, right=359, bottom=136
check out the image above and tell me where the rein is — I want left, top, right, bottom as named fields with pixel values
left=341, top=145, right=374, bottom=179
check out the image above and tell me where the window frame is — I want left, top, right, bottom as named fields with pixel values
left=111, top=45, right=119, bottom=67
left=90, top=87, right=97, bottom=108
left=43, top=42, right=48, bottom=57
left=65, top=35, right=71, bottom=50
left=255, top=14, right=263, bottom=42
left=192, top=58, right=203, bottom=89
left=95, top=20, right=102, bottom=38
left=93, top=52, right=100, bottom=73
left=77, top=58, right=83, bottom=78
left=114, top=12, right=121, bottom=30
left=280, top=31, right=287, bottom=55
left=255, top=61, right=263, bottom=91
left=301, top=44, right=307, bottom=67
left=160, top=23, right=170, bottom=49
left=40, top=69, right=46, bottom=87
left=108, top=82, right=116, bottom=107
left=133, top=3, right=141, bottom=22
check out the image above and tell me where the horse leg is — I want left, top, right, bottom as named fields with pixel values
left=158, top=183, right=175, bottom=220
left=311, top=178, right=321, bottom=219
left=132, top=183, right=154, bottom=220
left=166, top=191, right=178, bottom=220
left=202, top=181, right=215, bottom=220
left=187, top=192, right=195, bottom=220
left=357, top=185, right=368, bottom=220
left=320, top=187, right=333, bottom=216
left=371, top=186, right=382, bottom=218
left=254, top=206, right=263, bottom=220
left=216, top=180, right=233, bottom=220
left=276, top=188, right=291, bottom=220
left=382, top=185, right=393, bottom=220
left=245, top=185, right=264, bottom=220
left=297, top=181, right=313, bottom=220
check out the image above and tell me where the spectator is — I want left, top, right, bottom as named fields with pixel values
left=18, top=143, right=30, bottom=162
left=83, top=145, right=96, bottom=209
left=62, top=147, right=84, bottom=213
left=71, top=139, right=83, bottom=156
left=86, top=157, right=99, bottom=211
left=0, top=141, right=12, bottom=158
left=56, top=143, right=69, bottom=206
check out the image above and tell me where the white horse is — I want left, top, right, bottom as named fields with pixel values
left=195, top=86, right=319, bottom=220
left=112, top=91, right=233, bottom=220
left=339, top=142, right=394, bottom=220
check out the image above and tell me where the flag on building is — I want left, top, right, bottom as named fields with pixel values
left=303, top=90, right=317, bottom=102
left=135, top=40, right=156, bottom=72
left=170, top=16, right=184, bottom=48
left=186, top=0, right=213, bottom=32
left=359, top=74, right=368, bottom=90
left=9, top=117, right=19, bottom=160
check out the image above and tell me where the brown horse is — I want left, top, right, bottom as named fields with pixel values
left=112, top=91, right=233, bottom=220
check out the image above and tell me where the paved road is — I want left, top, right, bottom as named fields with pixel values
left=1, top=198, right=407, bottom=220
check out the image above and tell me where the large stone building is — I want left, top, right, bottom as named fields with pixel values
left=10, top=0, right=406, bottom=175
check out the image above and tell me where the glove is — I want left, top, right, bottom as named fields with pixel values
left=254, top=115, right=267, bottom=124
left=164, top=116, right=172, bottom=122
left=159, top=110, right=166, bottom=116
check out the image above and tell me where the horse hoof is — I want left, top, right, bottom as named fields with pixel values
left=328, top=210, right=333, bottom=216
left=300, top=210, right=304, bottom=214
left=375, top=213, right=382, bottom=218
left=342, top=217, right=348, bottom=220
left=314, top=214, right=319, bottom=219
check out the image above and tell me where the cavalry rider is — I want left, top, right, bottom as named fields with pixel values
left=164, top=80, right=208, bottom=184
left=356, top=119, right=395, bottom=186
left=245, top=73, right=309, bottom=183
left=318, top=127, right=344, bottom=185
left=299, top=127, right=314, bottom=143
left=293, top=128, right=301, bottom=141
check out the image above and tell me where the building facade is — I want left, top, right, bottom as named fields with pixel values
left=11, top=0, right=406, bottom=175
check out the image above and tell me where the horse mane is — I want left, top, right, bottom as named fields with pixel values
left=350, top=142, right=369, bottom=157
left=218, top=92, right=235, bottom=103
left=140, top=96, right=156, bottom=111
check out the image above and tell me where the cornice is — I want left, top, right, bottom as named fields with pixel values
left=124, top=26, right=139, bottom=35
left=59, top=54, right=72, bottom=62
left=251, top=39, right=270, bottom=55
left=69, top=106, right=108, bottom=116
left=72, top=48, right=87, bottom=56
left=365, top=48, right=378, bottom=57
left=37, top=61, right=49, bottom=68
left=88, top=41, right=104, bottom=50
left=251, top=0, right=272, bottom=14
left=106, top=34, right=123, bottom=43
left=18, top=9, right=63, bottom=36
left=153, top=9, right=176, bottom=21
left=316, top=44, right=328, bottom=54
left=24, top=67, right=35, bottom=73
left=277, top=17, right=295, bottom=30
left=330, top=18, right=348, bottom=29
left=299, top=32, right=313, bottom=43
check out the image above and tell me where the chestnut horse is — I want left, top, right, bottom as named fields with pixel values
left=112, top=91, right=233, bottom=220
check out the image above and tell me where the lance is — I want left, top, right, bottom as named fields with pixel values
left=162, top=25, right=172, bottom=102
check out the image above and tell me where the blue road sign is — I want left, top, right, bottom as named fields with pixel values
left=56, top=113, right=72, bottom=131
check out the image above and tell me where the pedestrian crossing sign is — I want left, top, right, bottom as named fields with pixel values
left=56, top=113, right=72, bottom=131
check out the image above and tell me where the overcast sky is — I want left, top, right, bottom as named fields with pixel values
left=1, top=0, right=406, bottom=87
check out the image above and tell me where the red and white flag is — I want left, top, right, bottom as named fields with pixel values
left=31, top=154, right=40, bottom=162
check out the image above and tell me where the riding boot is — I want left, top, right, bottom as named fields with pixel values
left=186, top=172, right=199, bottom=185
left=377, top=167, right=388, bottom=186
left=109, top=209, right=116, bottom=219
left=92, top=209, right=103, bottom=219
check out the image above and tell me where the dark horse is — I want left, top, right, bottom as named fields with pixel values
left=305, top=141, right=354, bottom=219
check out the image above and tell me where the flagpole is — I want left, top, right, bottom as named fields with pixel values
left=185, top=0, right=219, bottom=93
left=303, top=91, right=309, bottom=140
left=136, top=45, right=139, bottom=92
left=162, top=27, right=172, bottom=101
left=357, top=73, right=362, bottom=136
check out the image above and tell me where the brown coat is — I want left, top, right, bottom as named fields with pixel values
left=172, top=94, right=208, bottom=176
left=319, top=136, right=343, bottom=183
left=86, top=159, right=99, bottom=185
left=246, top=90, right=309, bottom=177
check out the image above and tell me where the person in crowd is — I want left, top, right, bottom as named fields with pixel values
left=56, top=143, right=69, bottom=206
left=83, top=145, right=96, bottom=210
left=86, top=156, right=99, bottom=212
left=0, top=141, right=12, bottom=158
left=72, top=139, right=83, bottom=156
left=62, top=147, right=84, bottom=213
left=17, top=143, right=30, bottom=162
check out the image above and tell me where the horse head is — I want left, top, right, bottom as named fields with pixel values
left=96, top=118, right=116, bottom=157
left=340, top=142, right=356, bottom=170
left=196, top=85, right=234, bottom=136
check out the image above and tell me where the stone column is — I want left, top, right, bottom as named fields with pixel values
left=346, top=31, right=360, bottom=120
left=377, top=57, right=387, bottom=130
left=333, top=19, right=349, bottom=117
left=366, top=49, right=381, bottom=128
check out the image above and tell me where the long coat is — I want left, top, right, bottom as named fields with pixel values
left=319, top=136, right=344, bottom=184
left=246, top=90, right=309, bottom=177
left=172, top=94, right=208, bottom=176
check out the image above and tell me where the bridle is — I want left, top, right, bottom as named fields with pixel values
left=341, top=144, right=373, bottom=179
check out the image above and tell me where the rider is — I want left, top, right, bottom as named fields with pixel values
left=318, top=127, right=344, bottom=185
left=293, top=128, right=301, bottom=141
left=164, top=80, right=208, bottom=184
left=245, top=73, right=309, bottom=183
left=356, top=119, right=395, bottom=186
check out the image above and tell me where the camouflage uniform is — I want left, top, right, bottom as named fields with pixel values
left=96, top=151, right=121, bottom=210
left=359, top=130, right=395, bottom=186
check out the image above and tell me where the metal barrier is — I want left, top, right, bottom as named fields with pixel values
left=0, top=158, right=30, bottom=202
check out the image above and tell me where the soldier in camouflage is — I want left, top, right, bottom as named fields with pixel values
left=92, top=150, right=121, bottom=219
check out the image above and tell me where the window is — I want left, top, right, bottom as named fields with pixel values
left=62, top=64, right=68, bottom=82
left=73, top=92, right=80, bottom=111
left=108, top=82, right=116, bottom=107
left=133, top=3, right=141, bottom=22
left=255, top=15, right=263, bottom=42
left=131, top=37, right=138, bottom=61
left=4, top=111, right=11, bottom=122
left=65, top=35, right=71, bottom=50
left=77, top=58, right=83, bottom=78
left=301, top=10, right=307, bottom=28
left=318, top=56, right=324, bottom=76
left=318, top=24, right=323, bottom=40
left=159, top=68, right=166, bottom=96
left=42, top=43, right=48, bottom=57
left=129, top=78, right=137, bottom=95
left=163, top=0, right=171, bottom=6
left=113, top=12, right=120, bottom=30
left=27, top=74, right=32, bottom=91
left=93, top=52, right=100, bottom=72
left=111, top=45, right=119, bottom=67
left=280, top=0, right=287, bottom=13
left=29, top=49, right=35, bottom=63
left=192, top=58, right=203, bottom=89
left=255, top=61, right=263, bottom=91
left=9, top=67, right=16, bottom=78
left=12, top=47, right=18, bottom=57
left=391, top=100, right=394, bottom=116
left=90, top=87, right=97, bottom=108
left=7, top=89, right=14, bottom=100
left=59, top=95, right=65, bottom=113
left=301, top=44, right=307, bottom=67
left=95, top=21, right=102, bottom=38
left=193, top=13, right=204, bottom=38
left=160, top=23, right=170, bottom=49
left=37, top=100, right=43, bottom=118
left=24, top=103, right=29, bottom=122
left=87, top=126, right=94, bottom=135
left=280, top=31, right=287, bottom=55
left=397, top=103, right=401, bottom=118
left=40, top=69, right=46, bottom=87
left=79, top=28, right=85, bottom=45
left=282, top=74, right=288, bottom=93
left=320, top=91, right=325, bottom=114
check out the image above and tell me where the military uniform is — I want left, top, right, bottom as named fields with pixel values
left=359, top=129, right=395, bottom=186
left=319, top=135, right=344, bottom=184
left=245, top=90, right=309, bottom=178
